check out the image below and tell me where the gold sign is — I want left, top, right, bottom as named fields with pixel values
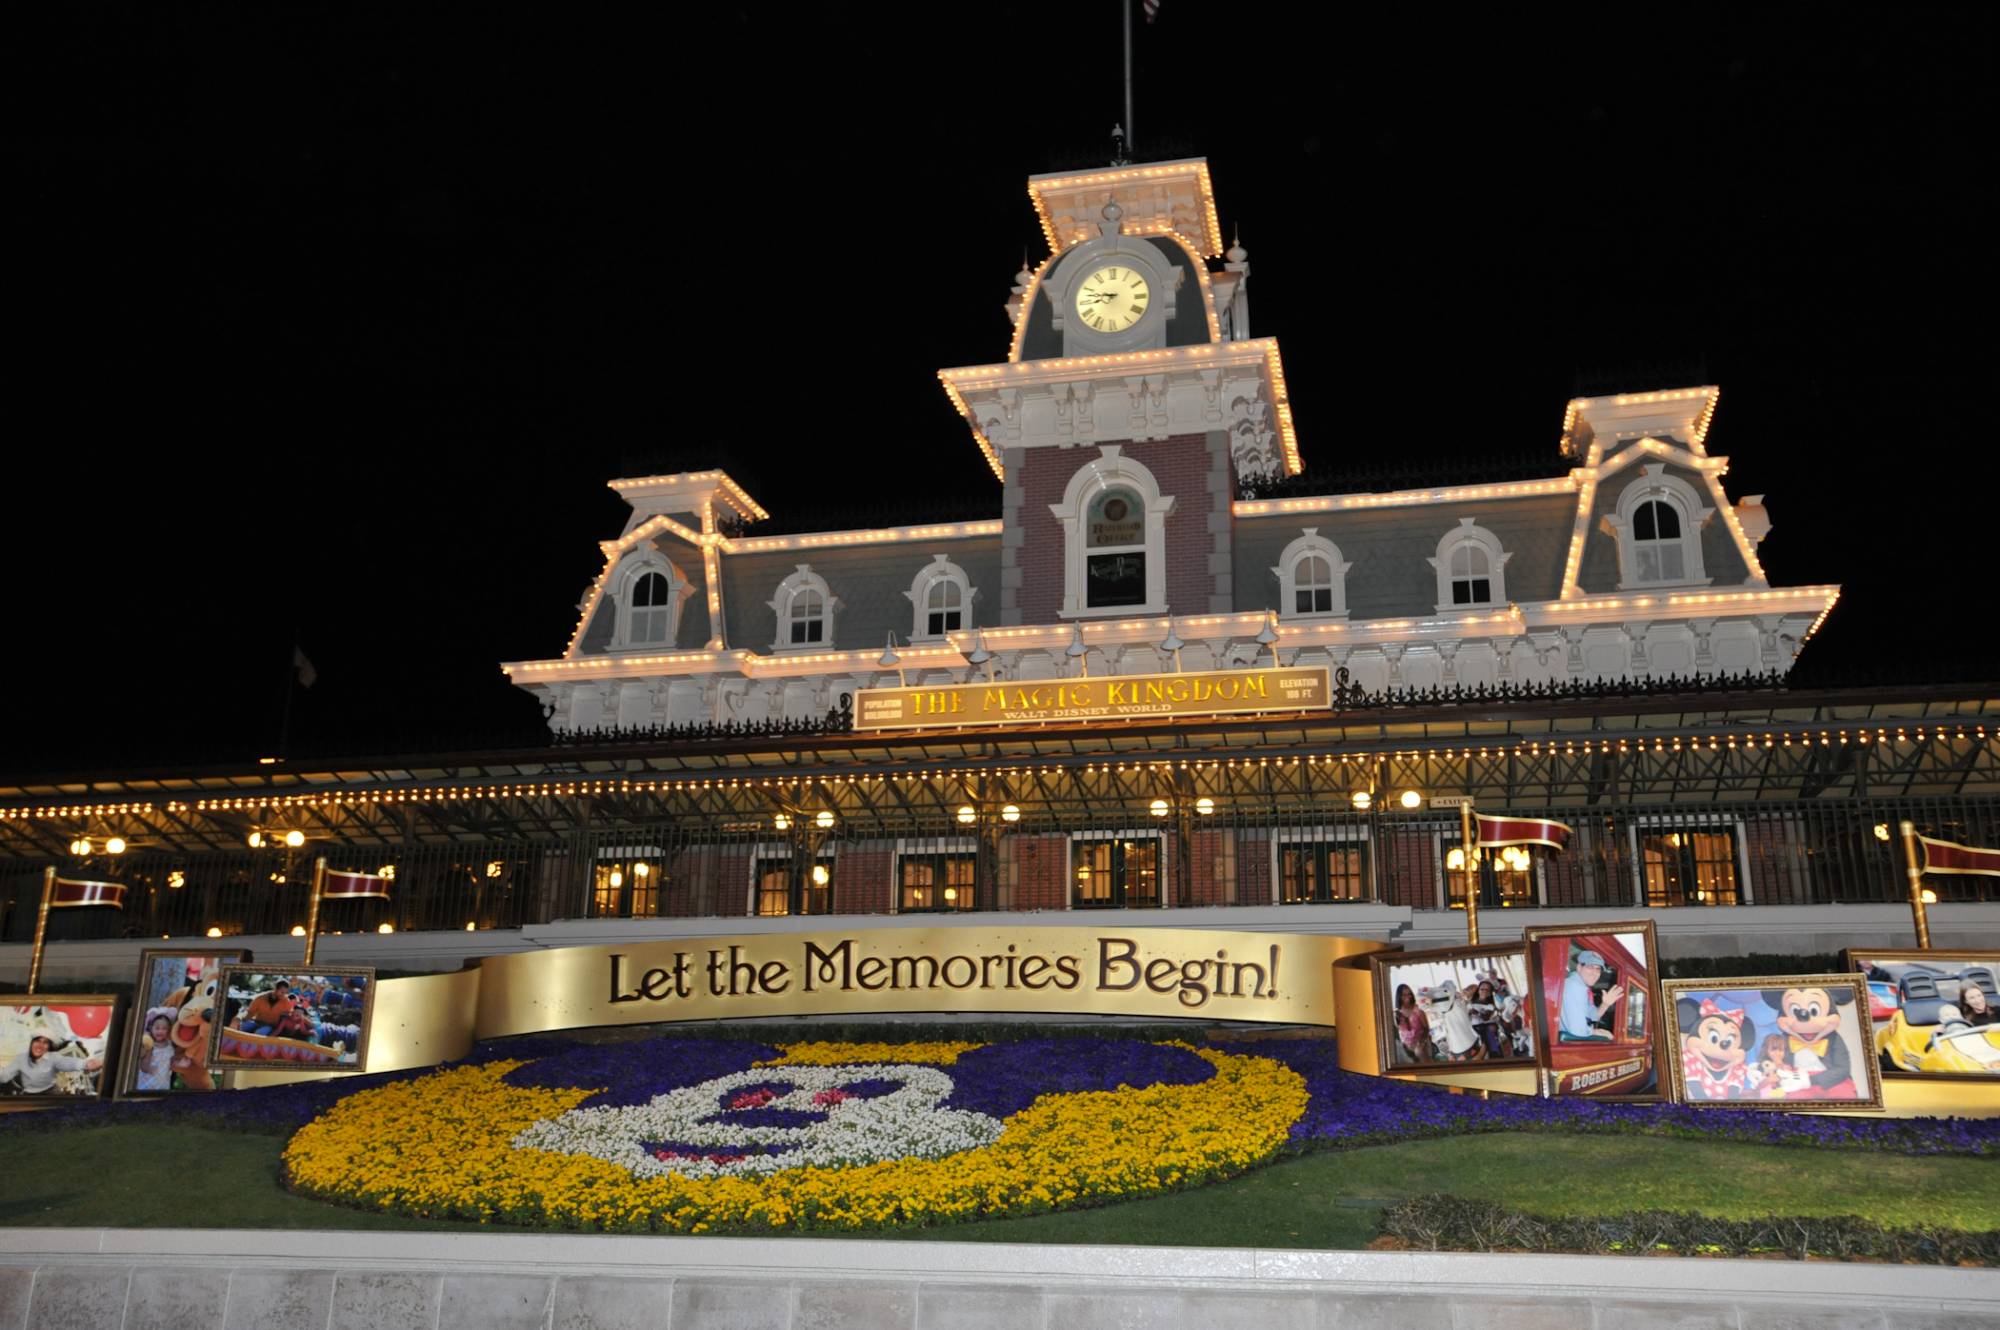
left=234, top=925, right=1386, bottom=1085
left=854, top=665, right=1332, bottom=732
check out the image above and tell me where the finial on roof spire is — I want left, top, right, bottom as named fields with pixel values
left=1109, top=123, right=1129, bottom=166
left=1098, top=196, right=1125, bottom=238
left=1227, top=227, right=1247, bottom=265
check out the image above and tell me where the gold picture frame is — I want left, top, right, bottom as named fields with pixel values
left=0, top=995, right=121, bottom=1102
left=1845, top=948, right=2000, bottom=1082
left=1370, top=942, right=1536, bottom=1074
left=116, top=948, right=248, bottom=1097
left=1522, top=919, right=1665, bottom=1101
left=1662, top=974, right=1883, bottom=1111
left=214, top=965, right=375, bottom=1071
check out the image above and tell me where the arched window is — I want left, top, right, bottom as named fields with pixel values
left=904, top=555, right=978, bottom=641
left=1429, top=519, right=1511, bottom=613
left=769, top=565, right=839, bottom=651
left=611, top=554, right=689, bottom=651
left=1047, top=446, right=1176, bottom=618
left=1607, top=465, right=1713, bottom=588
left=1272, top=530, right=1350, bottom=620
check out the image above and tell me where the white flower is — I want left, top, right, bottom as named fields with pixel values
left=513, top=1062, right=1003, bottom=1179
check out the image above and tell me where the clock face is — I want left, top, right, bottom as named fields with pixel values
left=1074, top=265, right=1151, bottom=334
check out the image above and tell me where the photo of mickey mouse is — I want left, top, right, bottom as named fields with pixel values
left=1662, top=976, right=1882, bottom=1111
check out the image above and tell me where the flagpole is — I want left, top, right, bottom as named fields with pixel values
left=303, top=856, right=328, bottom=967
left=1897, top=820, right=1932, bottom=950
left=1459, top=805, right=1480, bottom=945
left=26, top=866, right=55, bottom=993
left=1122, top=0, right=1135, bottom=155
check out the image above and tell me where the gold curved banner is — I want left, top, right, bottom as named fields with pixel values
left=233, top=926, right=1389, bottom=1086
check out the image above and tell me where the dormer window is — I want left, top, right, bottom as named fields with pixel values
left=610, top=554, right=690, bottom=651
left=1430, top=519, right=1511, bottom=613
left=769, top=565, right=839, bottom=652
left=905, top=555, right=977, bottom=641
left=1273, top=530, right=1350, bottom=620
left=1049, top=447, right=1175, bottom=619
left=1606, top=464, right=1713, bottom=589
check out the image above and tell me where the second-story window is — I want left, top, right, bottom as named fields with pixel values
left=629, top=572, right=672, bottom=644
left=1631, top=499, right=1684, bottom=581
left=1430, top=519, right=1511, bottom=613
left=769, top=565, right=838, bottom=652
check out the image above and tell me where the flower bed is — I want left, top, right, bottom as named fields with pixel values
left=281, top=1037, right=1296, bottom=1232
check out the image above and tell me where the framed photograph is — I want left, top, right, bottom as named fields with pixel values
left=1846, top=948, right=2000, bottom=1081
left=1371, top=943, right=1536, bottom=1073
left=1524, top=920, right=1664, bottom=1101
left=1663, top=975, right=1883, bottom=1111
left=116, top=949, right=247, bottom=1097
left=0, top=996, right=120, bottom=1100
left=214, top=966, right=374, bottom=1071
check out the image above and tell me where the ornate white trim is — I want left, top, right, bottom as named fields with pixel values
left=1048, top=446, right=1176, bottom=619
left=1603, top=464, right=1715, bottom=591
left=903, top=555, right=979, bottom=642
left=767, top=565, right=840, bottom=654
left=1271, top=529, right=1351, bottom=621
left=607, top=551, right=692, bottom=652
left=1428, top=519, right=1512, bottom=613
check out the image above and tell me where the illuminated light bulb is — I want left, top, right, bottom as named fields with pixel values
left=284, top=830, right=305, bottom=848
left=1196, top=797, right=1215, bottom=816
left=205, top=926, right=222, bottom=938
left=105, top=837, right=126, bottom=855
left=290, top=925, right=306, bottom=937
left=378, top=922, right=395, bottom=934
left=957, top=805, right=977, bottom=825
left=1874, top=824, right=1891, bottom=843
left=167, top=871, right=185, bottom=890
left=465, top=921, right=477, bottom=931
left=608, top=870, right=624, bottom=888
left=1350, top=791, right=1373, bottom=811
left=1921, top=889, right=1938, bottom=905
left=378, top=865, right=396, bottom=880
left=943, top=887, right=958, bottom=902
left=773, top=813, right=792, bottom=831
left=1446, top=848, right=1466, bottom=871
left=633, top=862, right=650, bottom=878
left=69, top=838, right=91, bottom=856
left=811, top=865, right=830, bottom=887
left=1399, top=790, right=1422, bottom=810
left=1001, top=804, right=1021, bottom=823
left=1149, top=798, right=1170, bottom=818
left=815, top=811, right=835, bottom=830
left=486, top=861, right=504, bottom=878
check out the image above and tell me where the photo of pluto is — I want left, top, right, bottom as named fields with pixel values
left=1662, top=975, right=1882, bottom=1110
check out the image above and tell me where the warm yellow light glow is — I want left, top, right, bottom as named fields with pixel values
left=69, top=838, right=91, bottom=856
left=1350, top=791, right=1373, bottom=810
left=205, top=926, right=222, bottom=938
left=943, top=887, right=958, bottom=902
left=465, top=921, right=477, bottom=931
left=773, top=813, right=792, bottom=832
left=811, top=865, right=830, bottom=887
left=284, top=830, right=305, bottom=848
left=633, top=862, right=650, bottom=877
left=167, top=871, right=185, bottom=890
left=485, top=860, right=504, bottom=878
left=379, top=865, right=396, bottom=880
left=957, top=805, right=977, bottom=825
left=1921, top=889, right=1939, bottom=905
left=247, top=831, right=264, bottom=848
left=105, top=837, right=127, bottom=855
left=815, top=810, right=835, bottom=830
left=1874, top=823, right=1892, bottom=843
left=1398, top=790, right=1422, bottom=810
left=608, top=870, right=624, bottom=888
left=1149, top=798, right=1170, bottom=817
left=378, top=922, right=395, bottom=934
left=1446, top=847, right=1467, bottom=871
left=1001, top=804, right=1021, bottom=823
left=290, top=925, right=306, bottom=938
left=1195, top=796, right=1215, bottom=816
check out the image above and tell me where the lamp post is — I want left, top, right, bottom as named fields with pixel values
left=777, top=809, right=839, bottom=917
left=1897, top=820, right=1933, bottom=949
left=1459, top=803, right=1482, bottom=946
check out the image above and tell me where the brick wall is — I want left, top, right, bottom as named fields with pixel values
left=1382, top=828, right=1438, bottom=909
left=1012, top=833, right=1072, bottom=913
left=1011, top=435, right=1227, bottom=624
left=835, top=846, right=894, bottom=916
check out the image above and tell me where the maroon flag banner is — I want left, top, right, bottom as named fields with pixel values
left=51, top=877, right=127, bottom=909
left=1918, top=835, right=2000, bottom=878
left=1475, top=813, right=1574, bottom=852
left=323, top=870, right=392, bottom=900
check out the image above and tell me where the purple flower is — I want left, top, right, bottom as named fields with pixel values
left=943, top=1039, right=1213, bottom=1119
left=501, top=1038, right=778, bottom=1108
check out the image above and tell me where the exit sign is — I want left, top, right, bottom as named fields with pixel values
left=1429, top=795, right=1474, bottom=809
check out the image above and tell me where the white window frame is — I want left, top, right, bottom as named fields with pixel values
left=1429, top=519, right=1512, bottom=613
left=768, top=564, right=840, bottom=653
left=1065, top=828, right=1169, bottom=909
left=1430, top=827, right=1547, bottom=909
left=891, top=836, right=979, bottom=914
left=609, top=553, right=691, bottom=652
left=1048, top=446, right=1176, bottom=619
left=1604, top=464, right=1714, bottom=590
left=904, top=555, right=978, bottom=642
left=1628, top=815, right=1753, bottom=907
left=1269, top=824, right=1370, bottom=904
left=1272, top=529, right=1351, bottom=621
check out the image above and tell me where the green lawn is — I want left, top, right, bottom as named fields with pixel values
left=3, top=1125, right=1994, bottom=1247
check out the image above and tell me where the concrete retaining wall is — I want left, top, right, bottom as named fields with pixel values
left=0, top=1229, right=1996, bottom=1330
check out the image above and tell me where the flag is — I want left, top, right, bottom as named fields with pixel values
left=323, top=870, right=391, bottom=900
left=52, top=877, right=127, bottom=909
left=1918, top=835, right=2000, bottom=878
left=1143, top=0, right=1160, bottom=21
left=293, top=646, right=317, bottom=689
left=1475, top=813, right=1574, bottom=852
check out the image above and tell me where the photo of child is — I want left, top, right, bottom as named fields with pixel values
left=214, top=967, right=373, bottom=1070
left=1373, top=945, right=1534, bottom=1072
left=1665, top=976, right=1881, bottom=1110
left=117, top=949, right=245, bottom=1097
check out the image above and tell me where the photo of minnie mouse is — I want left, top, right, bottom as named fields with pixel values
left=1662, top=975, right=1883, bottom=1111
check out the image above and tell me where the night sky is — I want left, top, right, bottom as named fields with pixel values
left=3, top=6, right=1991, bottom=777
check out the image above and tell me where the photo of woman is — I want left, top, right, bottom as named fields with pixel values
left=0, top=999, right=118, bottom=1099
left=1371, top=944, right=1534, bottom=1073
left=1663, top=975, right=1882, bottom=1110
